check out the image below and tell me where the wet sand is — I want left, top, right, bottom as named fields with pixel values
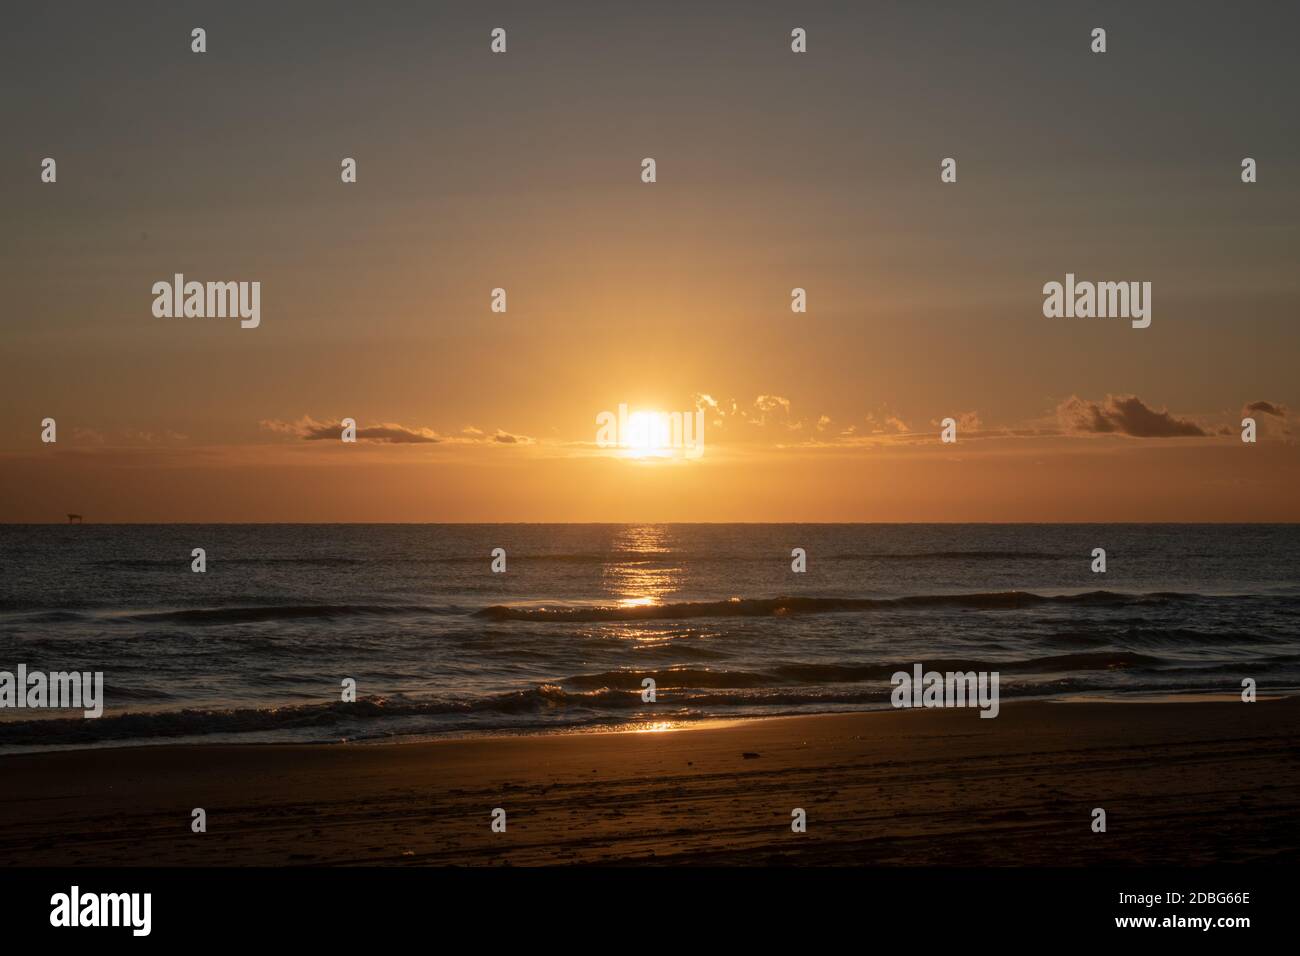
left=2, top=697, right=1297, bottom=866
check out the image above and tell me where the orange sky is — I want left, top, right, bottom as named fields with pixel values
left=3, top=425, right=1298, bottom=522
left=2, top=2, right=1297, bottom=522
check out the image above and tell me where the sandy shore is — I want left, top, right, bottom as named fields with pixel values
left=2, top=698, right=1298, bottom=866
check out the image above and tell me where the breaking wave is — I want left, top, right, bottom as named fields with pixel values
left=476, top=590, right=1214, bottom=622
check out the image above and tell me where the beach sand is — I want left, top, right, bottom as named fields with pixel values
left=2, top=698, right=1297, bottom=866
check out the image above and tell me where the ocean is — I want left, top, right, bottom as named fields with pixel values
left=1, top=524, right=1297, bottom=751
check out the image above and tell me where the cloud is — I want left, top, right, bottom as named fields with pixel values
left=458, top=427, right=534, bottom=445
left=491, top=430, right=534, bottom=444
left=1241, top=400, right=1292, bottom=440
left=754, top=395, right=790, bottom=414
left=749, top=395, right=794, bottom=427
left=691, top=393, right=800, bottom=431
left=260, top=417, right=538, bottom=447
left=1243, top=400, right=1287, bottom=418
left=864, top=411, right=911, bottom=435
left=694, top=393, right=739, bottom=428
left=684, top=395, right=927, bottom=447
left=346, top=424, right=440, bottom=444
left=261, top=416, right=440, bottom=444
left=927, top=411, right=982, bottom=435
left=1056, top=394, right=1207, bottom=437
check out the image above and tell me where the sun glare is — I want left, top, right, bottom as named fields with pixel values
left=622, top=410, right=674, bottom=459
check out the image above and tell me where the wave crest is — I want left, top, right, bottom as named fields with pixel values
left=476, top=590, right=1203, bottom=623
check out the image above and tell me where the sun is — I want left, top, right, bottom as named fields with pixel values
left=622, top=410, right=674, bottom=459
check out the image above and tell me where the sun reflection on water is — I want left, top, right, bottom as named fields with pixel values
left=603, top=525, right=681, bottom=611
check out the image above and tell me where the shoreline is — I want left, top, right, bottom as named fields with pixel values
left=2, top=697, right=1298, bottom=866
left=5, top=689, right=1295, bottom=757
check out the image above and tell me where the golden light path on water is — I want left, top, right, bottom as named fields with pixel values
left=604, top=525, right=681, bottom=611
left=601, top=526, right=692, bottom=668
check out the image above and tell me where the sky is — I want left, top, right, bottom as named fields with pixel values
left=1, top=1, right=1297, bottom=521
